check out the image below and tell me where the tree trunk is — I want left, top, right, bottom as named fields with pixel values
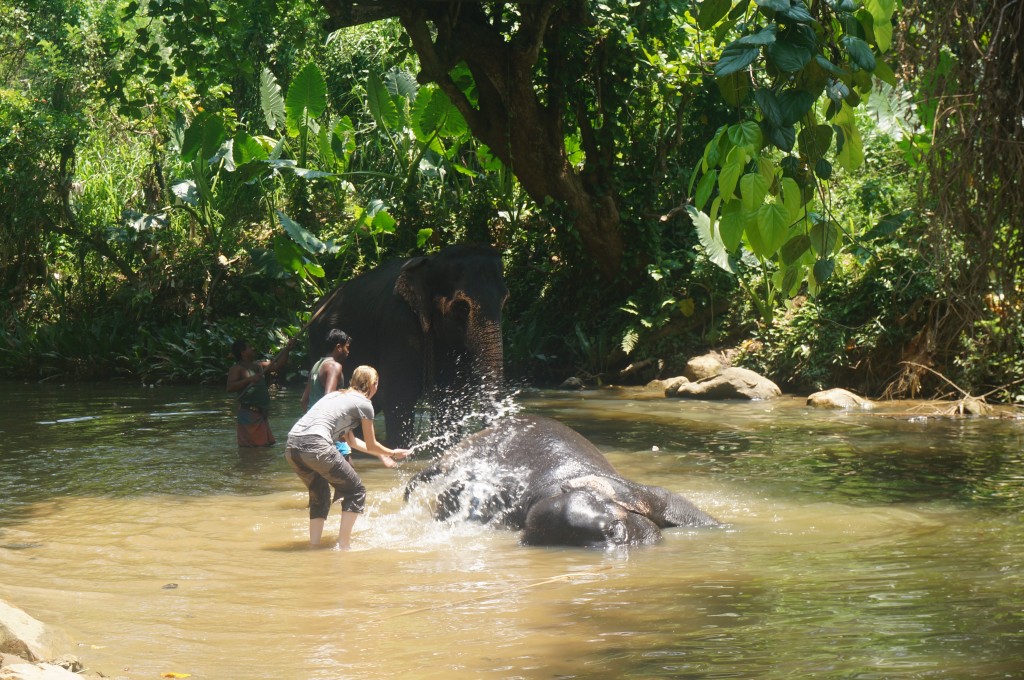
left=320, top=1, right=625, bottom=281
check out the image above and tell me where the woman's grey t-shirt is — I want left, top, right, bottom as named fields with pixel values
left=288, top=390, right=374, bottom=444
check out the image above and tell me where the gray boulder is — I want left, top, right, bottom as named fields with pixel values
left=807, top=388, right=873, bottom=410
left=683, top=353, right=728, bottom=381
left=667, top=367, right=781, bottom=400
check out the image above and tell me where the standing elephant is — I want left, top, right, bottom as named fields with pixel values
left=404, top=415, right=720, bottom=547
left=308, top=244, right=508, bottom=448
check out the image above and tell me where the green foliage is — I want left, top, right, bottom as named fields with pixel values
left=688, top=0, right=899, bottom=324
left=4, top=0, right=1021, bottom=405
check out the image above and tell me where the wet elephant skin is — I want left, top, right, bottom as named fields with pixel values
left=308, top=245, right=508, bottom=448
left=404, top=415, right=720, bottom=547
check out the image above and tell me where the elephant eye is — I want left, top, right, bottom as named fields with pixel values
left=607, top=521, right=628, bottom=544
left=450, top=297, right=471, bottom=319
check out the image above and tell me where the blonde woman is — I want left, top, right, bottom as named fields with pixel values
left=284, top=366, right=410, bottom=548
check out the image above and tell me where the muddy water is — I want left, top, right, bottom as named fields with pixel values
left=1, top=382, right=1023, bottom=678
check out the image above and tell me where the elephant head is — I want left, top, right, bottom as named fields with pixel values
left=521, top=474, right=719, bottom=547
left=394, top=245, right=508, bottom=397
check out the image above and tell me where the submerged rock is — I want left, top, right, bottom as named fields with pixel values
left=807, top=388, right=874, bottom=410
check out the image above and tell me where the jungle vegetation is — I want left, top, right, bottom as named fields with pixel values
left=1, top=0, right=1022, bottom=404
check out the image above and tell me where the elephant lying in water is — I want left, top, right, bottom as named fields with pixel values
left=404, top=415, right=720, bottom=547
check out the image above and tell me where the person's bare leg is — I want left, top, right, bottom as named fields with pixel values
left=337, top=511, right=359, bottom=550
left=309, top=517, right=326, bottom=547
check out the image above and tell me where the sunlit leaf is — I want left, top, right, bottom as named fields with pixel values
left=740, top=172, right=769, bottom=213
left=781, top=177, right=804, bottom=222
left=417, top=228, right=434, bottom=248
left=286, top=62, right=328, bottom=135
left=385, top=68, right=418, bottom=101
left=695, top=169, right=718, bottom=210
left=277, top=210, right=327, bottom=255
left=688, top=206, right=736, bottom=273
left=365, top=70, right=399, bottom=130
left=171, top=180, right=198, bottom=207
left=719, top=146, right=748, bottom=199
left=698, top=0, right=733, bottom=30
left=756, top=201, right=791, bottom=255
left=835, top=122, right=864, bottom=170
left=729, top=121, right=763, bottom=150
left=719, top=201, right=745, bottom=251
left=259, top=67, right=286, bottom=132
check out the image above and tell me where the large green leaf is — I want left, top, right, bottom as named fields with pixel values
left=259, top=67, right=286, bottom=132
left=779, top=1, right=812, bottom=23
left=330, top=117, right=356, bottom=166
left=756, top=202, right=791, bottom=255
left=810, top=219, right=841, bottom=255
left=797, top=124, right=834, bottom=162
left=413, top=86, right=468, bottom=144
left=715, top=44, right=761, bottom=78
left=842, top=36, right=877, bottom=71
left=754, top=88, right=783, bottom=127
left=767, top=123, right=796, bottom=152
left=277, top=210, right=327, bottom=255
left=698, top=0, right=733, bottom=30
left=781, top=177, right=805, bottom=223
left=767, top=39, right=812, bottom=73
left=736, top=26, right=778, bottom=46
left=719, top=146, right=748, bottom=199
left=728, top=121, right=763, bottom=150
left=273, top=235, right=306, bottom=278
left=863, top=0, right=895, bottom=51
left=778, top=89, right=816, bottom=125
left=385, top=68, right=418, bottom=101
left=813, top=258, right=835, bottom=285
left=695, top=169, right=718, bottom=211
left=286, top=63, right=328, bottom=135
left=232, top=131, right=269, bottom=166
left=719, top=200, right=745, bottom=251
left=716, top=69, right=750, bottom=106
left=180, top=112, right=207, bottom=162
left=835, top=121, right=864, bottom=170
left=744, top=208, right=769, bottom=258
left=689, top=207, right=736, bottom=274
left=365, top=70, right=400, bottom=131
left=780, top=234, right=811, bottom=265
left=740, top=172, right=769, bottom=213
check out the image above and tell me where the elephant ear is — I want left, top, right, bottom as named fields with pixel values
left=563, top=475, right=719, bottom=528
left=395, top=255, right=432, bottom=334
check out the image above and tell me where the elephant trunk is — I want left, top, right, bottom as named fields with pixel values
left=470, top=319, right=504, bottom=388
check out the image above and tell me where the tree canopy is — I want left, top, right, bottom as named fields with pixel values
left=3, top=0, right=1023, bottom=402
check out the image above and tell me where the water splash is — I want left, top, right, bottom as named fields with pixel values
left=404, top=387, right=524, bottom=458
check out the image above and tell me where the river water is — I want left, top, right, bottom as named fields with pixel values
left=1, top=381, right=1022, bottom=679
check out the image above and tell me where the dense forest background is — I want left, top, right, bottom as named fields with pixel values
left=2, top=0, right=1022, bottom=403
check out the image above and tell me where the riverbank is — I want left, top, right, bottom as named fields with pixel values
left=0, top=599, right=114, bottom=679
